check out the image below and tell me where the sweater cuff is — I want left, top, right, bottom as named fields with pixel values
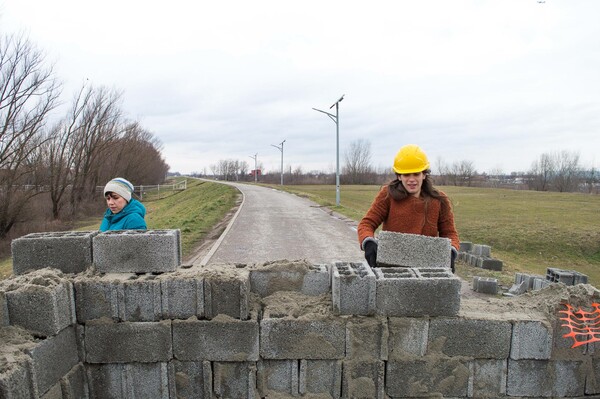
left=361, top=236, right=378, bottom=251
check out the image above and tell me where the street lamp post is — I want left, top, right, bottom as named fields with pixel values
left=313, top=94, right=344, bottom=206
left=249, top=153, right=258, bottom=183
left=271, top=140, right=286, bottom=185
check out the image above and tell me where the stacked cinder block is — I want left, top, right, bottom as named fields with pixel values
left=374, top=267, right=461, bottom=317
left=93, top=229, right=182, bottom=273
left=11, top=231, right=98, bottom=275
left=331, top=261, right=376, bottom=315
left=547, top=267, right=589, bottom=285
left=458, top=241, right=504, bottom=271
left=376, top=231, right=451, bottom=268
left=473, top=276, right=499, bottom=295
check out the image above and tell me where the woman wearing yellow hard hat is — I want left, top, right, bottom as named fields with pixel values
left=357, top=144, right=460, bottom=272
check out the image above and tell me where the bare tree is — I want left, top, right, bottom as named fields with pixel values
left=528, top=153, right=554, bottom=191
left=552, top=150, right=580, bottom=192
left=0, top=33, right=60, bottom=237
left=343, top=139, right=373, bottom=184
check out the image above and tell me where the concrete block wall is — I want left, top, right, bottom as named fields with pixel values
left=458, top=241, right=504, bottom=271
left=1, top=254, right=599, bottom=397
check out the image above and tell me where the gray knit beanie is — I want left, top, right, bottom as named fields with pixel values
left=103, top=177, right=134, bottom=202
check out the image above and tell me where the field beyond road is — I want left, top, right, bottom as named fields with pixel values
left=270, top=184, right=600, bottom=287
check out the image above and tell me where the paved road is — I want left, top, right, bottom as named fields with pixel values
left=202, top=182, right=364, bottom=265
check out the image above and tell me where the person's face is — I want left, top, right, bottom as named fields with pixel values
left=399, top=172, right=425, bottom=197
left=105, top=192, right=127, bottom=214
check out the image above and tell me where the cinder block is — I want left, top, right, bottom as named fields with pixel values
left=386, top=358, right=470, bottom=397
left=172, top=361, right=212, bottom=399
left=172, top=317, right=259, bottom=361
left=93, top=229, right=181, bottom=273
left=506, top=359, right=585, bottom=397
left=257, top=360, right=298, bottom=397
left=472, top=244, right=492, bottom=257
left=0, top=355, right=37, bottom=398
left=470, top=359, right=507, bottom=397
left=507, top=281, right=527, bottom=295
left=341, top=360, right=384, bottom=399
left=376, top=231, right=451, bottom=268
left=331, top=261, right=376, bottom=316
left=551, top=316, right=588, bottom=359
left=159, top=273, right=204, bottom=320
left=26, top=326, right=79, bottom=396
left=459, top=241, right=473, bottom=253
left=6, top=276, right=75, bottom=337
left=41, top=383, right=62, bottom=399
left=86, top=362, right=174, bottom=399
left=213, top=362, right=257, bottom=399
left=388, top=317, right=428, bottom=359
left=74, top=274, right=162, bottom=322
left=473, top=276, right=498, bottom=295
left=374, top=267, right=461, bottom=317
left=587, top=358, right=600, bottom=395
left=428, top=318, right=512, bottom=359
left=511, top=320, right=552, bottom=360
left=249, top=261, right=330, bottom=297
left=203, top=270, right=249, bottom=320
left=0, top=291, right=9, bottom=327
left=480, top=257, right=503, bottom=271
left=533, top=277, right=551, bottom=290
left=260, top=317, right=346, bottom=359
left=345, top=316, right=388, bottom=360
left=85, top=320, right=172, bottom=363
left=11, top=231, right=97, bottom=275
left=546, top=267, right=576, bottom=285
left=299, top=360, right=341, bottom=398
left=60, top=363, right=88, bottom=399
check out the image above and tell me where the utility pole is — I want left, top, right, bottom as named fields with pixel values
left=249, top=153, right=258, bottom=183
left=313, top=94, right=344, bottom=206
left=271, top=140, right=286, bottom=186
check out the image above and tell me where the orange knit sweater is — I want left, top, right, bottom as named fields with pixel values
left=357, top=186, right=460, bottom=250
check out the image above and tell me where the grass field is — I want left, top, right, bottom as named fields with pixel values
left=272, top=184, right=600, bottom=287
left=0, top=179, right=239, bottom=279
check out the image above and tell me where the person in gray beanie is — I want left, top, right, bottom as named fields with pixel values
left=99, top=177, right=147, bottom=231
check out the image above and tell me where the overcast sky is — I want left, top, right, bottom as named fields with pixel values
left=2, top=0, right=599, bottom=175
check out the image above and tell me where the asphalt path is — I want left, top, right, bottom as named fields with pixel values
left=201, top=182, right=365, bottom=265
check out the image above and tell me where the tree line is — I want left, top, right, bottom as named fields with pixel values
left=199, top=139, right=598, bottom=194
left=0, top=33, right=168, bottom=239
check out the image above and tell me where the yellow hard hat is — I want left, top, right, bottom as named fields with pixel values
left=392, top=144, right=430, bottom=174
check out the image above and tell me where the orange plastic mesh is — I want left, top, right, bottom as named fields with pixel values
left=558, top=302, right=600, bottom=348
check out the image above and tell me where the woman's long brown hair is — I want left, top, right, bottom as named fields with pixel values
left=387, top=169, right=443, bottom=201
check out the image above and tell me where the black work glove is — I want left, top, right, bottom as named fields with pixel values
left=451, top=249, right=457, bottom=274
left=364, top=240, right=378, bottom=268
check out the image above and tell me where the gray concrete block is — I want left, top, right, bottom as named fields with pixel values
left=40, top=383, right=62, bottom=399
left=86, top=362, right=174, bottom=399
left=257, top=360, right=298, bottom=397
left=546, top=267, right=576, bottom=285
left=473, top=276, right=498, bottom=295
left=159, top=273, right=204, bottom=320
left=470, top=359, right=507, bottom=398
left=249, top=262, right=330, bottom=297
left=26, top=326, right=79, bottom=396
left=299, top=359, right=341, bottom=398
left=93, top=229, right=181, bottom=273
left=388, top=317, right=429, bottom=359
left=459, top=241, right=473, bottom=253
left=428, top=318, right=512, bottom=359
left=376, top=231, right=451, bottom=268
left=587, top=358, right=600, bottom=395
left=85, top=320, right=172, bottom=363
left=506, top=359, right=586, bottom=397
left=331, top=261, right=376, bottom=316
left=213, top=362, right=257, bottom=399
left=374, top=267, right=461, bottom=317
left=511, top=320, right=552, bottom=360
left=386, top=358, right=470, bottom=398
left=341, top=360, right=384, bottom=399
left=121, top=276, right=162, bottom=321
left=11, top=231, right=97, bottom=275
left=533, top=278, right=551, bottom=290
left=0, top=356, right=37, bottom=399
left=508, top=281, right=527, bottom=295
left=551, top=316, right=588, bottom=359
left=0, top=292, right=9, bottom=327
left=260, top=317, right=346, bottom=359
left=345, top=316, right=388, bottom=360
left=480, top=257, right=503, bottom=271
left=172, top=317, right=259, bottom=361
left=472, top=244, right=491, bottom=257
left=203, top=271, right=249, bottom=320
left=60, top=363, right=88, bottom=399
left=5, top=277, right=75, bottom=337
left=172, top=361, right=212, bottom=399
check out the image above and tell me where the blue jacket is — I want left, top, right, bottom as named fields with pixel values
left=99, top=198, right=147, bottom=231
